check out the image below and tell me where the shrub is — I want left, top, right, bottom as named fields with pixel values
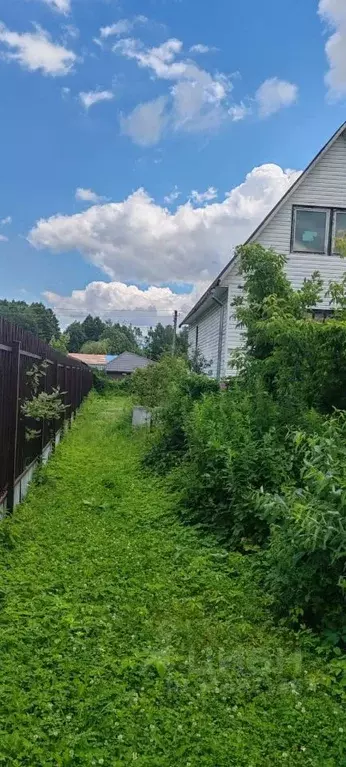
left=130, top=355, right=188, bottom=410
left=92, top=369, right=118, bottom=395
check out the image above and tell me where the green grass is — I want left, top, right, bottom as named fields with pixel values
left=0, top=394, right=346, bottom=766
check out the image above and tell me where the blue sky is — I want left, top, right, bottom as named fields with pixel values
left=0, top=0, right=345, bottom=327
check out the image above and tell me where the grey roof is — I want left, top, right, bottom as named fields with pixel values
left=180, top=120, right=346, bottom=326
left=105, top=351, right=152, bottom=373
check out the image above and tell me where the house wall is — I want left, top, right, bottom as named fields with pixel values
left=256, top=132, right=346, bottom=306
left=188, top=296, right=228, bottom=378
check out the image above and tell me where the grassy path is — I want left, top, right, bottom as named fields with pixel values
left=0, top=395, right=345, bottom=766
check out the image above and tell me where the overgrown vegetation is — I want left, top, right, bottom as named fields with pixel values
left=132, top=244, right=346, bottom=637
left=22, top=361, right=66, bottom=441
left=1, top=394, right=346, bottom=765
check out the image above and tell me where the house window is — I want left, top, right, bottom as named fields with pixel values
left=333, top=210, right=346, bottom=255
left=292, top=207, right=330, bottom=254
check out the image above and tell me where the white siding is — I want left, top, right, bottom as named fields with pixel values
left=256, top=133, right=346, bottom=306
left=188, top=299, right=228, bottom=378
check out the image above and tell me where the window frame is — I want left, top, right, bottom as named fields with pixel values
left=290, top=205, right=346, bottom=256
left=332, top=209, right=346, bottom=255
left=290, top=205, right=331, bottom=255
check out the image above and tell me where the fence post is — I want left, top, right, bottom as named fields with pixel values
left=7, top=340, right=21, bottom=511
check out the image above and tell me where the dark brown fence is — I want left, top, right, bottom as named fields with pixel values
left=0, top=317, right=93, bottom=510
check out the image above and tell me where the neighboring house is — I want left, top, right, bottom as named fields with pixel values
left=105, top=351, right=153, bottom=379
left=68, top=354, right=117, bottom=370
left=181, top=121, right=346, bottom=378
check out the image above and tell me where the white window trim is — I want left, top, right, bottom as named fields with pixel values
left=292, top=206, right=331, bottom=255
left=332, top=210, right=346, bottom=255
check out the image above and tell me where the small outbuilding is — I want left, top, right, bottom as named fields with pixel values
left=105, top=351, right=152, bottom=379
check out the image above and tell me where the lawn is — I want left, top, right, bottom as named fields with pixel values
left=0, top=394, right=345, bottom=766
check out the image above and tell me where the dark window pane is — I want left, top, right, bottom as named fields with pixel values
left=293, top=209, right=327, bottom=253
left=334, top=211, right=346, bottom=254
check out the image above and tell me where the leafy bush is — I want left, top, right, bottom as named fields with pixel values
left=130, top=354, right=188, bottom=410
left=257, top=415, right=346, bottom=630
left=92, top=368, right=118, bottom=395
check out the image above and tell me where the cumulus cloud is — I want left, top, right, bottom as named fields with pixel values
left=0, top=216, right=12, bottom=226
left=120, top=96, right=168, bottom=146
left=41, top=0, right=71, bottom=13
left=29, top=163, right=301, bottom=286
left=255, top=77, right=298, bottom=117
left=44, top=281, right=204, bottom=322
left=319, top=0, right=346, bottom=96
left=75, top=188, right=106, bottom=204
left=189, top=44, right=214, bottom=54
left=114, top=37, right=232, bottom=139
left=190, top=187, right=218, bottom=204
left=0, top=22, right=76, bottom=76
left=79, top=89, right=114, bottom=109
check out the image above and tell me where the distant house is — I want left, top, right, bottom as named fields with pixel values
left=181, top=121, right=346, bottom=379
left=105, top=351, right=152, bottom=379
left=68, top=354, right=117, bottom=370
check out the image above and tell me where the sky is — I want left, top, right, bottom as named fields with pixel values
left=0, top=0, right=346, bottom=328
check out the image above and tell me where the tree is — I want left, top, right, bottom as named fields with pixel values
left=145, top=323, right=189, bottom=360
left=50, top=333, right=70, bottom=355
left=82, top=315, right=105, bottom=342
left=65, top=322, right=86, bottom=352
left=0, top=300, right=60, bottom=341
left=80, top=340, right=110, bottom=354
left=100, top=323, right=141, bottom=355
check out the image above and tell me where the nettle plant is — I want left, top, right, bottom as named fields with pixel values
left=21, top=360, right=67, bottom=441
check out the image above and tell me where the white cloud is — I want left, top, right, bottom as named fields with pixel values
left=41, top=0, right=71, bottom=14
left=255, top=77, right=298, bottom=117
left=189, top=44, right=213, bottom=54
left=79, top=89, right=114, bottom=109
left=114, top=37, right=232, bottom=139
left=164, top=186, right=180, bottom=205
left=29, top=163, right=301, bottom=286
left=228, top=102, right=251, bottom=122
left=0, top=234, right=8, bottom=242
left=44, top=281, right=203, bottom=321
left=190, top=187, right=218, bottom=204
left=75, top=188, right=106, bottom=204
left=319, top=0, right=346, bottom=96
left=1, top=216, right=12, bottom=226
left=100, top=16, right=148, bottom=40
left=120, top=96, right=168, bottom=146
left=0, top=23, right=76, bottom=76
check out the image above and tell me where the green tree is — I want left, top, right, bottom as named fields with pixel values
left=65, top=322, right=86, bottom=352
left=0, top=300, right=60, bottom=341
left=82, top=315, right=105, bottom=342
left=100, top=322, right=142, bottom=355
left=50, top=333, right=70, bottom=355
left=145, top=323, right=188, bottom=360
left=80, top=340, right=110, bottom=354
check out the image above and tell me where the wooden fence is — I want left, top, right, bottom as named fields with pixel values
left=0, top=317, right=93, bottom=511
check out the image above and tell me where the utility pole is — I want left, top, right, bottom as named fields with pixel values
left=172, top=310, right=178, bottom=356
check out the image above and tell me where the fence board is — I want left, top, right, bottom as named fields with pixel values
left=0, top=318, right=92, bottom=509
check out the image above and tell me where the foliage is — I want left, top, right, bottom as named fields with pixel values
left=22, top=361, right=66, bottom=440
left=0, top=299, right=60, bottom=341
left=50, top=333, right=70, bottom=355
left=1, top=394, right=346, bottom=765
left=130, top=354, right=187, bottom=410
left=80, top=339, right=111, bottom=354
left=144, top=322, right=188, bottom=360
left=91, top=368, right=119, bottom=395
left=66, top=315, right=143, bottom=354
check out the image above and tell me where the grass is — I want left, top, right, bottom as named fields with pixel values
left=0, top=393, right=346, bottom=766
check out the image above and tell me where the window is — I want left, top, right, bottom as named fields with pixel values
left=292, top=207, right=329, bottom=254
left=333, top=210, right=346, bottom=255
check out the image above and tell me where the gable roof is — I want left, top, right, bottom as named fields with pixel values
left=69, top=353, right=108, bottom=366
left=181, top=120, right=346, bottom=326
left=105, top=351, right=152, bottom=373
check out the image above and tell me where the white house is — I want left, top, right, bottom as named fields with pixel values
left=181, top=121, right=346, bottom=378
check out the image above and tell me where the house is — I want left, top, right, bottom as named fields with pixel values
left=105, top=351, right=153, bottom=379
left=181, top=121, right=346, bottom=378
left=69, top=354, right=117, bottom=370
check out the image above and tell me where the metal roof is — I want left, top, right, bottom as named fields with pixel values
left=105, top=351, right=152, bottom=373
left=69, top=353, right=108, bottom=366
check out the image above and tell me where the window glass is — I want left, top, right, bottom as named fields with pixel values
left=293, top=208, right=328, bottom=253
left=334, top=211, right=346, bottom=255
